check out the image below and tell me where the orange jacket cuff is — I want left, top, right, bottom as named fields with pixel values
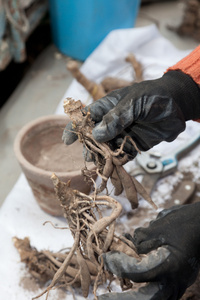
left=166, top=45, right=200, bottom=123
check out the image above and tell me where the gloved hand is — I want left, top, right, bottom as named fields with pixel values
left=100, top=202, right=200, bottom=300
left=62, top=70, right=200, bottom=158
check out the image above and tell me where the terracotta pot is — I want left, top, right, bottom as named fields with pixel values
left=14, top=115, right=96, bottom=216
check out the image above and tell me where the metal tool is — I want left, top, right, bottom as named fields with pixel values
left=130, top=132, right=200, bottom=196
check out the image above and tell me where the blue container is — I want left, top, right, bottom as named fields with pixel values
left=48, top=0, right=141, bottom=61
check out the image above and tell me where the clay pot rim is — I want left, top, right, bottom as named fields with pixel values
left=14, top=114, right=91, bottom=177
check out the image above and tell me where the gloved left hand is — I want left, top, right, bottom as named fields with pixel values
left=100, top=202, right=200, bottom=300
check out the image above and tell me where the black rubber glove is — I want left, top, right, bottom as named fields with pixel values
left=100, top=202, right=200, bottom=300
left=62, top=70, right=200, bottom=158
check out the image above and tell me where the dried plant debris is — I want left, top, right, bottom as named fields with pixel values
left=12, top=43, right=200, bottom=299
left=13, top=177, right=200, bottom=299
left=13, top=99, right=157, bottom=300
left=14, top=174, right=140, bottom=299
left=67, top=60, right=106, bottom=101
left=66, top=53, right=143, bottom=100
left=100, top=76, right=132, bottom=93
left=167, top=0, right=200, bottom=41
left=125, top=53, right=143, bottom=83
left=63, top=98, right=157, bottom=210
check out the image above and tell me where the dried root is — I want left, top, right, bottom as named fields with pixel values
left=66, top=60, right=106, bottom=101
left=13, top=62, right=153, bottom=299
left=14, top=174, right=140, bottom=299
left=64, top=98, right=157, bottom=210
left=101, top=77, right=132, bottom=93
left=125, top=53, right=143, bottom=83
left=13, top=236, right=97, bottom=290
left=102, top=53, right=143, bottom=93
left=66, top=53, right=143, bottom=99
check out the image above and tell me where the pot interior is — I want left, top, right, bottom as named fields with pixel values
left=21, top=119, right=86, bottom=173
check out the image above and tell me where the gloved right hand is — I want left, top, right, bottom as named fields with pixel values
left=63, top=70, right=200, bottom=158
left=100, top=202, right=200, bottom=300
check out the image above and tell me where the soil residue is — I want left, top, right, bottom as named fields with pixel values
left=23, top=126, right=87, bottom=173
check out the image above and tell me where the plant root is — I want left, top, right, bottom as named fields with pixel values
left=66, top=60, right=106, bottom=101
left=14, top=173, right=140, bottom=299
left=66, top=53, right=143, bottom=99
left=125, top=53, right=143, bottom=82
left=14, top=74, right=157, bottom=299
left=63, top=98, right=157, bottom=210
left=101, top=77, right=132, bottom=93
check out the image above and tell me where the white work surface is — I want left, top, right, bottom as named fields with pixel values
left=1, top=25, right=200, bottom=300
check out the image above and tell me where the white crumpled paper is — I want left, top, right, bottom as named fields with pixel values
left=0, top=25, right=200, bottom=300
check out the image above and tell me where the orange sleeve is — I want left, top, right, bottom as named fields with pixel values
left=167, top=45, right=200, bottom=122
left=167, top=45, right=200, bottom=85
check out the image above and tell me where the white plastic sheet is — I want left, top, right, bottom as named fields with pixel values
left=1, top=25, right=200, bottom=300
